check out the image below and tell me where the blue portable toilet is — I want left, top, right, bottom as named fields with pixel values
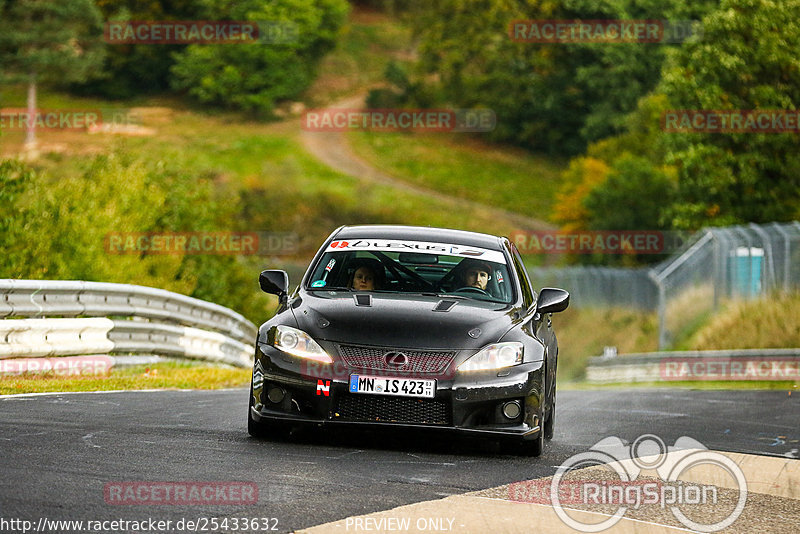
left=728, top=247, right=763, bottom=298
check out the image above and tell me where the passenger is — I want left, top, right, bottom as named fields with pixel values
left=348, top=259, right=384, bottom=291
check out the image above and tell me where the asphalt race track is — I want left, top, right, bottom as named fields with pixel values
left=1, top=388, right=797, bottom=533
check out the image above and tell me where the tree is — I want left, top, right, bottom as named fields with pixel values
left=170, top=0, right=349, bottom=114
left=552, top=156, right=610, bottom=232
left=584, top=154, right=676, bottom=232
left=552, top=94, right=676, bottom=233
left=82, top=0, right=207, bottom=98
left=400, top=0, right=719, bottom=156
left=0, top=0, right=105, bottom=151
left=660, top=0, right=800, bottom=228
left=0, top=154, right=273, bottom=324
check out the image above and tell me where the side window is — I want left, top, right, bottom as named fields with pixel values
left=510, top=244, right=534, bottom=308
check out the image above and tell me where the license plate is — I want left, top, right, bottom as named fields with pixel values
left=349, top=375, right=435, bottom=398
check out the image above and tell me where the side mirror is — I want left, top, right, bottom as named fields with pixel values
left=259, top=270, right=289, bottom=298
left=536, top=288, right=569, bottom=314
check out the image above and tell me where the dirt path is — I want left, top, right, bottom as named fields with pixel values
left=299, top=95, right=555, bottom=233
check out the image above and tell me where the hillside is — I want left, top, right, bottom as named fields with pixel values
left=0, top=9, right=566, bottom=324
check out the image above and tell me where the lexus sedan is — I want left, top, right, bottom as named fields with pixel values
left=248, top=225, right=569, bottom=455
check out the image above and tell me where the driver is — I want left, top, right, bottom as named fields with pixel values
left=457, top=260, right=492, bottom=291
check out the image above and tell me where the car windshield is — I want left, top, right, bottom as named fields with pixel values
left=306, top=239, right=514, bottom=303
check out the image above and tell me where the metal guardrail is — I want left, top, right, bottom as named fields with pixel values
left=1, top=279, right=256, bottom=343
left=0, top=280, right=258, bottom=368
left=0, top=318, right=115, bottom=359
left=586, top=349, right=800, bottom=383
left=110, top=320, right=253, bottom=366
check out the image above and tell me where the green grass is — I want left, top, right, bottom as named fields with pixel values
left=1, top=93, right=521, bottom=252
left=306, top=11, right=415, bottom=103
left=349, top=131, right=566, bottom=221
left=0, top=361, right=250, bottom=395
left=0, top=8, right=561, bottom=246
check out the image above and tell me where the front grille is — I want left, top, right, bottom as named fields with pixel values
left=333, top=395, right=451, bottom=425
left=338, top=345, right=456, bottom=374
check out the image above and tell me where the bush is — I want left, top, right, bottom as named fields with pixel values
left=170, top=0, right=349, bottom=114
left=0, top=155, right=272, bottom=324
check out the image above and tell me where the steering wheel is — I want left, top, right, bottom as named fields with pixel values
left=453, top=286, right=491, bottom=296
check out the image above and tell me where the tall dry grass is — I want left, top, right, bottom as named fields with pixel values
left=688, top=292, right=800, bottom=350
left=555, top=306, right=658, bottom=381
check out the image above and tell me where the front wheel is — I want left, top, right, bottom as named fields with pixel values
left=507, top=406, right=544, bottom=456
left=247, top=386, right=288, bottom=439
left=247, top=408, right=268, bottom=437
left=544, top=388, right=556, bottom=440
left=518, top=430, right=544, bottom=457
left=247, top=391, right=268, bottom=437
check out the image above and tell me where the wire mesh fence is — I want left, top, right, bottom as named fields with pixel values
left=529, top=221, right=800, bottom=349
left=531, top=266, right=658, bottom=310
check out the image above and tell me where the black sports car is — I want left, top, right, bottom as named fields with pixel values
left=248, top=225, right=569, bottom=455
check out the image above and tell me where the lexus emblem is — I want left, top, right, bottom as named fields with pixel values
left=384, top=351, right=408, bottom=367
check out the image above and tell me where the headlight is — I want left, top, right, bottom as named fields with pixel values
left=270, top=325, right=332, bottom=363
left=457, top=342, right=523, bottom=372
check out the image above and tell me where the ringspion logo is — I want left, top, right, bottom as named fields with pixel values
left=522, top=434, right=747, bottom=532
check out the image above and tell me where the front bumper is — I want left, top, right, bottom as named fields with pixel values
left=251, top=344, right=545, bottom=440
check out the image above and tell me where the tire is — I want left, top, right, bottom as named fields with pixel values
left=544, top=387, right=556, bottom=440
left=247, top=390, right=268, bottom=438
left=248, top=408, right=268, bottom=437
left=247, top=384, right=288, bottom=439
left=247, top=385, right=292, bottom=441
left=248, top=401, right=290, bottom=439
left=518, top=429, right=544, bottom=457
left=512, top=404, right=544, bottom=456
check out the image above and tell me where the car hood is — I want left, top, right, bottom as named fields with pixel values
left=292, top=292, right=516, bottom=349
